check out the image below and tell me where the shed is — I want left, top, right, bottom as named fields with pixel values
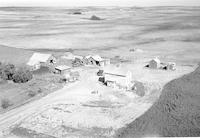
left=55, top=65, right=71, bottom=75
left=167, top=62, right=176, bottom=71
left=149, top=58, right=161, bottom=69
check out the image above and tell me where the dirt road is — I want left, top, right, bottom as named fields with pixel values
left=0, top=81, right=80, bottom=135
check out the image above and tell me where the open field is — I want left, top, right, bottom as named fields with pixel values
left=0, top=6, right=200, bottom=138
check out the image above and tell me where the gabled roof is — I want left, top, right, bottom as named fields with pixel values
left=55, top=65, right=71, bottom=71
left=150, top=58, right=161, bottom=63
left=85, top=55, right=92, bottom=59
left=27, top=52, right=53, bottom=66
left=104, top=65, right=131, bottom=77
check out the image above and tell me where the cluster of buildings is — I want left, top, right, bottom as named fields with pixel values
left=148, top=57, right=176, bottom=71
left=26, top=52, right=111, bottom=82
left=26, top=52, right=176, bottom=94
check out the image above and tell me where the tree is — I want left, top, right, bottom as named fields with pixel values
left=0, top=63, right=15, bottom=80
left=1, top=98, right=13, bottom=109
left=13, top=67, right=33, bottom=83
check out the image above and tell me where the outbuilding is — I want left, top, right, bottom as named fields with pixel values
left=149, top=58, right=161, bottom=69
left=167, top=62, right=176, bottom=71
left=55, top=65, right=71, bottom=75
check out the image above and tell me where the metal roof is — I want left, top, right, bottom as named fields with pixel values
left=55, top=65, right=71, bottom=71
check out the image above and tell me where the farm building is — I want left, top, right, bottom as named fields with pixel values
left=103, top=65, right=133, bottom=90
left=149, top=58, right=161, bottom=69
left=167, top=62, right=176, bottom=70
left=54, top=65, right=71, bottom=75
left=27, top=53, right=56, bottom=71
left=84, top=55, right=110, bottom=67
left=72, top=57, right=84, bottom=67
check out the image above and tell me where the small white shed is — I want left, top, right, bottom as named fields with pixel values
left=55, top=65, right=71, bottom=75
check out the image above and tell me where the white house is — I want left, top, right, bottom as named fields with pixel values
left=27, top=53, right=56, bottom=71
left=55, top=65, right=71, bottom=75
left=149, top=58, right=161, bottom=69
left=103, top=65, right=133, bottom=90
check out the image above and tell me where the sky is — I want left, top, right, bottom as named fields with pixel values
left=1, top=0, right=200, bottom=7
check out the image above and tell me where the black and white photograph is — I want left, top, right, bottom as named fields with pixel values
left=0, top=0, right=200, bottom=137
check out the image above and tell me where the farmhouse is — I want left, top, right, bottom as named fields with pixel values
left=103, top=65, right=133, bottom=90
left=55, top=65, right=71, bottom=75
left=27, top=53, right=56, bottom=71
left=149, top=58, right=161, bottom=69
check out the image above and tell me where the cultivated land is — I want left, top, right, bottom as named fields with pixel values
left=0, top=6, right=200, bottom=138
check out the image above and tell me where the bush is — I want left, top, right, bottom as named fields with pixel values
left=98, top=77, right=105, bottom=83
left=28, top=90, right=37, bottom=97
left=90, top=15, right=102, bottom=20
left=97, top=70, right=104, bottom=76
left=73, top=11, right=82, bottom=14
left=1, top=98, right=13, bottom=109
left=13, top=67, right=33, bottom=83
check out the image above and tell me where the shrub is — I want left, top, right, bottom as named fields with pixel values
left=98, top=77, right=105, bottom=83
left=13, top=67, right=33, bottom=83
left=1, top=98, right=13, bottom=109
left=28, top=90, right=37, bottom=97
left=90, top=15, right=101, bottom=20
left=97, top=70, right=104, bottom=76
left=73, top=11, right=82, bottom=14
